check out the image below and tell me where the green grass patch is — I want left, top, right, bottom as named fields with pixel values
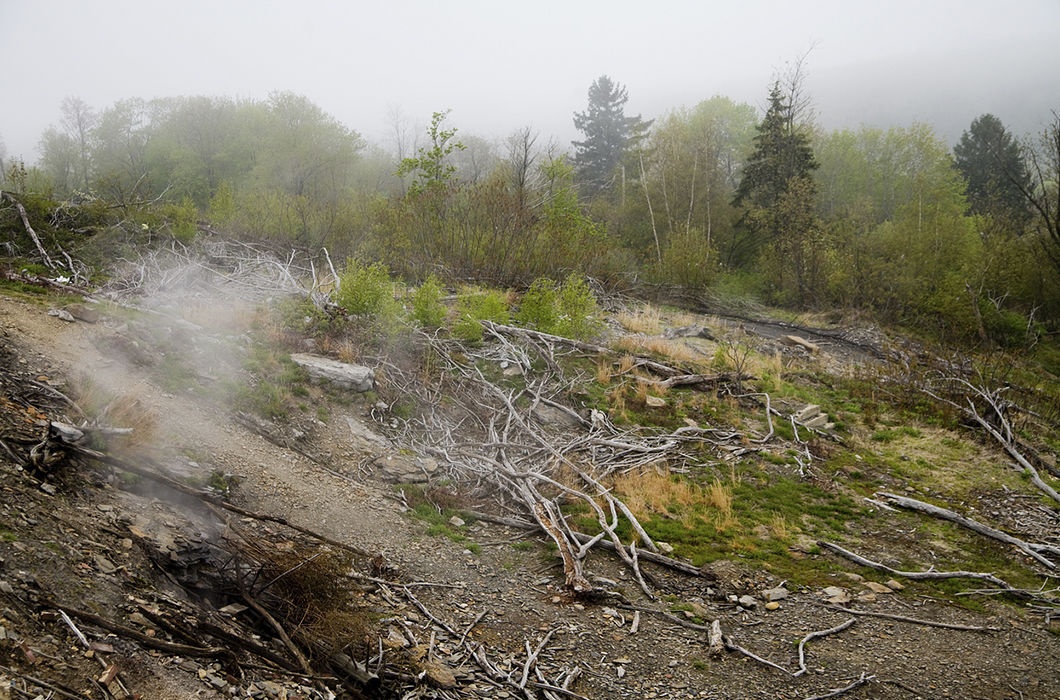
left=871, top=426, right=923, bottom=442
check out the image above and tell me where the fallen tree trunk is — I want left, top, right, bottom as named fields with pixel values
left=483, top=321, right=686, bottom=378
left=877, top=492, right=1056, bottom=570
left=2, top=190, right=57, bottom=271
left=818, top=540, right=1019, bottom=591
left=923, top=379, right=1060, bottom=506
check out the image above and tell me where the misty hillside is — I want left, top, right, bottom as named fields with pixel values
left=1, top=4, right=1060, bottom=696
left=0, top=71, right=1059, bottom=697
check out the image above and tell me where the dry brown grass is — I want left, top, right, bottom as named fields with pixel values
left=595, top=360, right=612, bottom=385
left=67, top=375, right=157, bottom=452
left=633, top=374, right=651, bottom=405
left=245, top=540, right=366, bottom=659
left=769, top=513, right=791, bottom=540
left=336, top=339, right=358, bottom=364
left=616, top=305, right=662, bottom=335
left=707, top=478, right=737, bottom=528
left=611, top=468, right=701, bottom=524
left=612, top=335, right=704, bottom=367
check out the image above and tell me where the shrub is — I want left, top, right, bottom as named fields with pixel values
left=454, top=288, right=510, bottom=343
left=335, top=259, right=399, bottom=320
left=515, top=278, right=558, bottom=331
left=411, top=275, right=447, bottom=327
left=516, top=274, right=601, bottom=340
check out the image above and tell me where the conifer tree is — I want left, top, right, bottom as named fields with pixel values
left=954, top=113, right=1031, bottom=227
left=733, top=83, right=817, bottom=209
left=572, top=75, right=650, bottom=198
left=732, top=82, right=823, bottom=302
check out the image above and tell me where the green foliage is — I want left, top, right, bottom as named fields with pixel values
left=396, top=110, right=466, bottom=196
left=515, top=274, right=602, bottom=340
left=733, top=82, right=817, bottom=211
left=335, top=259, right=399, bottom=320
left=954, top=114, right=1032, bottom=227
left=207, top=180, right=236, bottom=224
left=979, top=298, right=1037, bottom=348
left=515, top=278, right=558, bottom=331
left=454, top=288, right=510, bottom=343
left=411, top=275, right=447, bottom=327
left=163, top=197, right=198, bottom=242
left=234, top=347, right=310, bottom=420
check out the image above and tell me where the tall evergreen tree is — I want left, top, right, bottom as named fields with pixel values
left=731, top=82, right=823, bottom=302
left=733, top=83, right=817, bottom=209
left=953, top=113, right=1031, bottom=227
left=572, top=75, right=649, bottom=198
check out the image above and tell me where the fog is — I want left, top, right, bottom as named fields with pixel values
left=1, top=0, right=1058, bottom=160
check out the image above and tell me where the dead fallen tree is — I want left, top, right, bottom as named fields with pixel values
left=877, top=491, right=1059, bottom=570
left=818, top=540, right=1026, bottom=598
left=380, top=327, right=782, bottom=598
left=923, top=377, right=1060, bottom=506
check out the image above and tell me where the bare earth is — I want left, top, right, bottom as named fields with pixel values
left=0, top=292, right=1057, bottom=700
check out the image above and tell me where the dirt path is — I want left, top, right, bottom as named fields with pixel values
left=2, top=293, right=1058, bottom=699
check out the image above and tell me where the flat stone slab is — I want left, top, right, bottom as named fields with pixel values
left=289, top=353, right=375, bottom=392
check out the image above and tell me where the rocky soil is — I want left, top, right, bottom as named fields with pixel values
left=0, top=290, right=1058, bottom=700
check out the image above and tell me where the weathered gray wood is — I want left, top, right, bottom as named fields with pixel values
left=878, top=492, right=1056, bottom=569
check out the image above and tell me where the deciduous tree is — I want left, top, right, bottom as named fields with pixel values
left=396, top=110, right=465, bottom=196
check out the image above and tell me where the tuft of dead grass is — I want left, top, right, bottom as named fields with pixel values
left=616, top=305, right=662, bottom=335
left=769, top=513, right=791, bottom=540
left=612, top=335, right=704, bottom=367
left=611, top=468, right=701, bottom=524
left=707, top=478, right=737, bottom=528
left=245, top=541, right=366, bottom=660
left=66, top=374, right=157, bottom=452
left=336, top=339, right=358, bottom=364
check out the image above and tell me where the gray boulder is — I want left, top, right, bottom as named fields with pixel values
left=289, top=353, right=375, bottom=392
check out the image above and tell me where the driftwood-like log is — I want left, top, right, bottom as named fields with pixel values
left=707, top=619, right=724, bottom=657
left=2, top=191, right=57, bottom=270
left=722, top=635, right=790, bottom=674
left=240, top=590, right=312, bottom=676
left=802, top=672, right=874, bottom=700
left=51, top=601, right=232, bottom=658
left=814, top=603, right=998, bottom=632
left=483, top=321, right=687, bottom=379
left=818, top=540, right=1019, bottom=591
left=923, top=380, right=1060, bottom=506
left=878, top=492, right=1056, bottom=570
left=794, top=618, right=856, bottom=677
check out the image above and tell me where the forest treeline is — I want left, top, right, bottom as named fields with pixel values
left=2, top=79, right=1059, bottom=347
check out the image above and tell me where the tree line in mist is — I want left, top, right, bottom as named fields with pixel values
left=2, top=77, right=1059, bottom=347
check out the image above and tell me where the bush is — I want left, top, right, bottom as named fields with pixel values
left=980, top=299, right=1037, bottom=348
left=454, top=288, right=510, bottom=343
left=335, top=259, right=399, bottom=319
left=515, top=278, right=558, bottom=331
left=516, top=274, right=601, bottom=340
left=411, top=276, right=447, bottom=327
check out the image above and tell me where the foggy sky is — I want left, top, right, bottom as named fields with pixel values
left=2, top=0, right=1058, bottom=161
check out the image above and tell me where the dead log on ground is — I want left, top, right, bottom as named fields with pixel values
left=877, top=491, right=1057, bottom=570
left=818, top=540, right=1022, bottom=592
